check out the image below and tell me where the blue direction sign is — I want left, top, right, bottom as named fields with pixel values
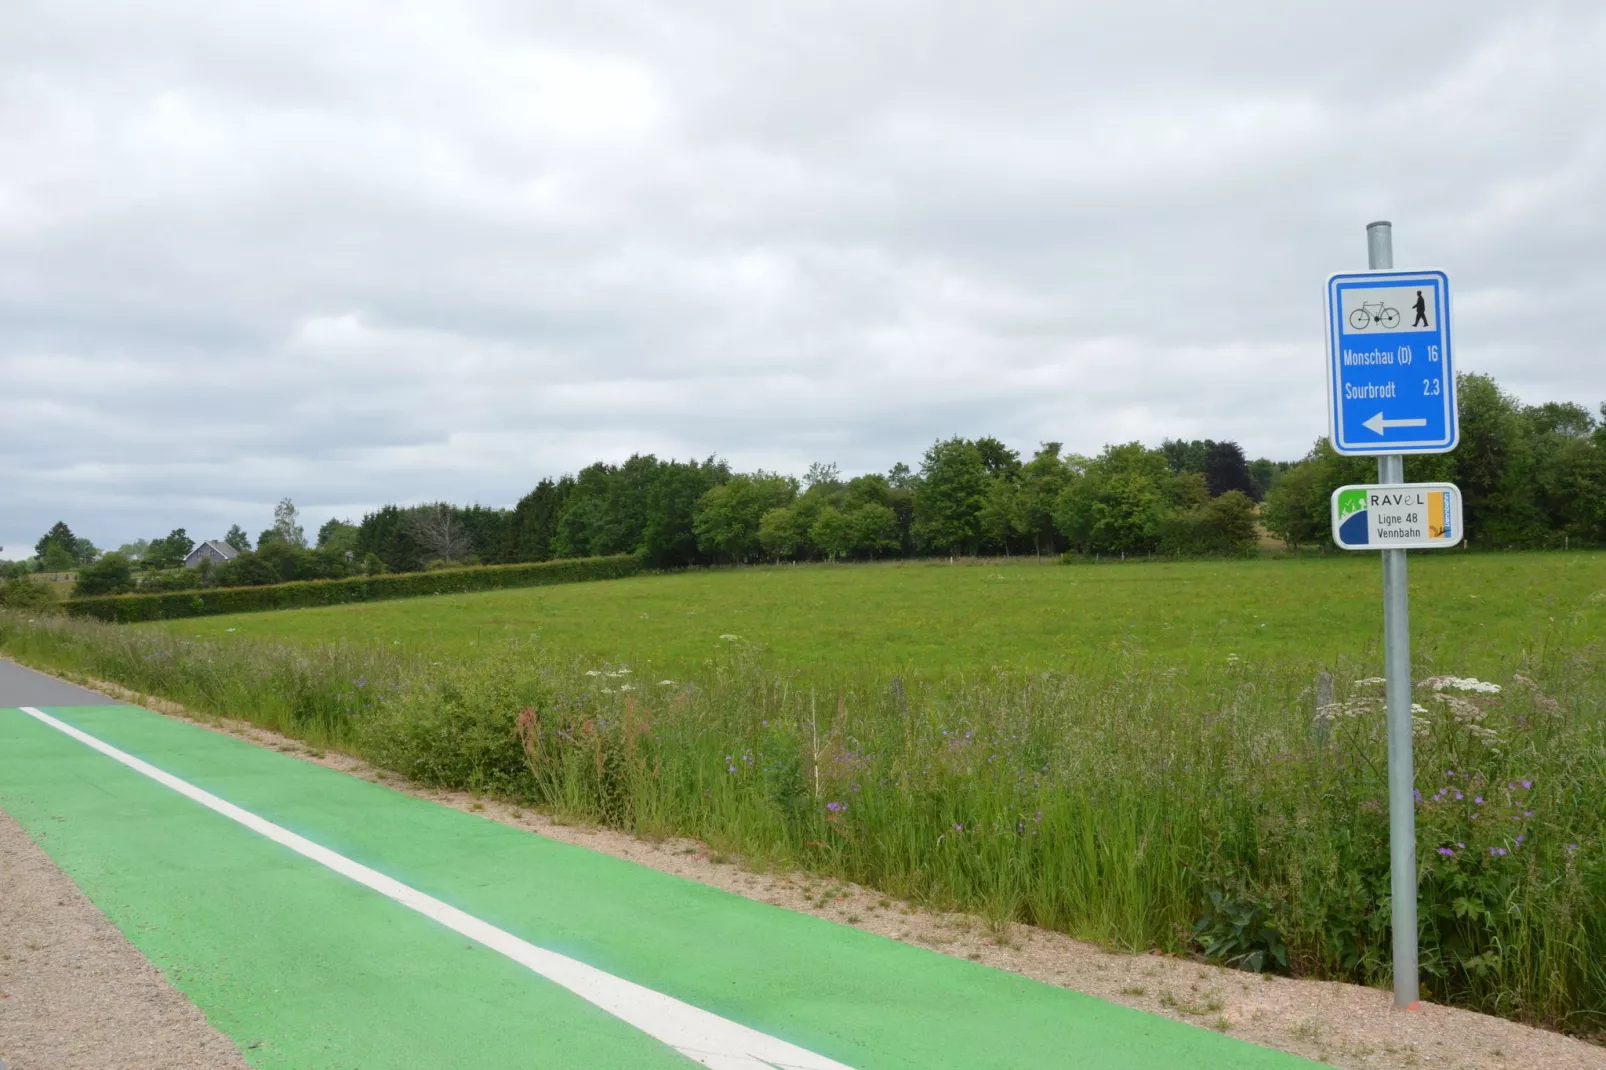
left=1325, top=269, right=1456, bottom=455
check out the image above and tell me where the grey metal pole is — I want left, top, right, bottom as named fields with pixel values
left=1367, top=220, right=1419, bottom=1009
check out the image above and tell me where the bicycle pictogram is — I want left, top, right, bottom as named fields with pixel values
left=1349, top=300, right=1400, bottom=330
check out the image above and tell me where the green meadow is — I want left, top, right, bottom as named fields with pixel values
left=153, top=553, right=1606, bottom=682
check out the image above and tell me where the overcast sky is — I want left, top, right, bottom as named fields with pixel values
left=3, top=1, right=1603, bottom=556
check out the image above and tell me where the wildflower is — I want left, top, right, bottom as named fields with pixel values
left=1474, top=796, right=1483, bottom=805
left=616, top=668, right=631, bottom=675
left=1455, top=792, right=1464, bottom=801
left=1523, top=810, right=1533, bottom=818
left=618, top=684, right=635, bottom=692
left=719, top=634, right=741, bottom=641
left=1437, top=847, right=1454, bottom=856
left=1515, top=835, right=1525, bottom=845
left=1521, top=779, right=1533, bottom=790
left=659, top=679, right=675, bottom=686
left=1567, top=843, right=1579, bottom=853
left=1420, top=675, right=1502, bottom=694
left=826, top=801, right=845, bottom=812
left=585, top=670, right=602, bottom=677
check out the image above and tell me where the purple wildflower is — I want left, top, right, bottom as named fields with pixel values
left=1437, top=847, right=1454, bottom=856
left=1490, top=846, right=1507, bottom=857
left=1474, top=796, right=1484, bottom=805
left=1455, top=792, right=1464, bottom=801
left=826, top=801, right=845, bottom=812
left=1521, top=779, right=1533, bottom=789
left=953, top=823, right=963, bottom=832
left=1523, top=810, right=1533, bottom=818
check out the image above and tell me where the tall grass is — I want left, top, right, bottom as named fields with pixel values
left=3, top=609, right=1602, bottom=1032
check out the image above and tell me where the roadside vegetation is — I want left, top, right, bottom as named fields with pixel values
left=4, top=555, right=1602, bottom=1034
left=59, top=555, right=638, bottom=623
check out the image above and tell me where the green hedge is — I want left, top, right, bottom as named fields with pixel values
left=62, top=555, right=641, bottom=623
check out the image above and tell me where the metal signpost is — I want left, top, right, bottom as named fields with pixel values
left=1324, top=221, right=1459, bottom=1010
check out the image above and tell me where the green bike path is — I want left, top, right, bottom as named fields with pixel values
left=0, top=699, right=1314, bottom=1069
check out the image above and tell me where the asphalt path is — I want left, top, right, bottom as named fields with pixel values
left=0, top=662, right=1317, bottom=1069
left=0, top=657, right=117, bottom=706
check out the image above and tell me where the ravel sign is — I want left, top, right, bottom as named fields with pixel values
left=1331, top=482, right=1464, bottom=550
left=1325, top=269, right=1456, bottom=455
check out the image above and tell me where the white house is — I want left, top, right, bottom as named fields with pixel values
left=184, top=540, right=239, bottom=569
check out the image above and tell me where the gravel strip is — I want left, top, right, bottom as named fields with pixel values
left=0, top=807, right=250, bottom=1070
left=16, top=670, right=1606, bottom=1070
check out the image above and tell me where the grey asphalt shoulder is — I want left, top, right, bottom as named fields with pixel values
left=0, top=659, right=117, bottom=708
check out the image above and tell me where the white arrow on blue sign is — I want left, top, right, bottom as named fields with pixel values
left=1325, top=269, right=1457, bottom=455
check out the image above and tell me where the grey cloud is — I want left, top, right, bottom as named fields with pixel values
left=2, top=0, right=1603, bottom=554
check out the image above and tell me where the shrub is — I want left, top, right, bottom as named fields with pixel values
left=1159, top=491, right=1261, bottom=557
left=75, top=553, right=138, bottom=596
left=62, top=554, right=641, bottom=622
left=134, top=567, right=203, bottom=594
left=360, top=645, right=545, bottom=797
left=0, top=577, right=59, bottom=611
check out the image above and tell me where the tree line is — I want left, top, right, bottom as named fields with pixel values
left=7, top=372, right=1602, bottom=601
left=1263, top=375, right=1606, bottom=550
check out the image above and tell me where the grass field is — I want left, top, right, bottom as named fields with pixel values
left=154, top=553, right=1606, bottom=682
left=10, top=550, right=1606, bottom=1031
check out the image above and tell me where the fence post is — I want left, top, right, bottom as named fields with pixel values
left=1314, top=671, right=1335, bottom=748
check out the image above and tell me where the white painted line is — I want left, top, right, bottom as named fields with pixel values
left=19, top=706, right=855, bottom=1070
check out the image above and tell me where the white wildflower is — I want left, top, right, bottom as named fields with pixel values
left=1419, top=675, right=1501, bottom=694
left=618, top=684, right=635, bottom=692
left=615, top=668, right=631, bottom=675
left=585, top=670, right=602, bottom=677
left=719, top=634, right=742, bottom=642
left=1354, top=677, right=1386, bottom=687
left=659, top=680, right=675, bottom=686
